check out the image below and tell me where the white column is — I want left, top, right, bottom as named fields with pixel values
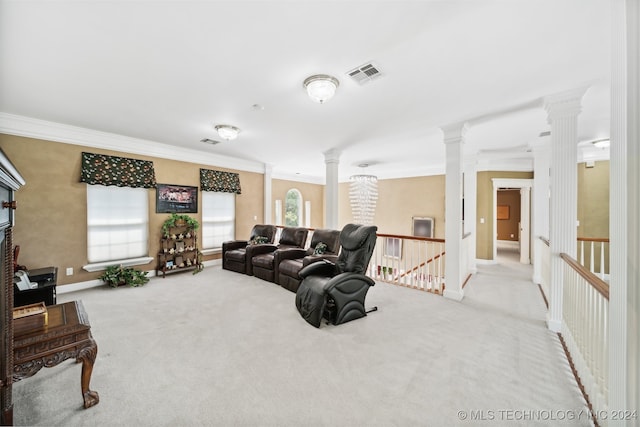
left=544, top=87, right=586, bottom=332
left=463, top=157, right=477, bottom=273
left=531, top=136, right=551, bottom=284
left=610, top=0, right=640, bottom=421
left=519, top=186, right=531, bottom=264
left=324, top=149, right=341, bottom=229
left=264, top=163, right=273, bottom=224
left=441, top=123, right=467, bottom=302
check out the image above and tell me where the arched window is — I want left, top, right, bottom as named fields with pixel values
left=285, top=189, right=303, bottom=226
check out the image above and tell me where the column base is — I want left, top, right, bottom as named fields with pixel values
left=546, top=316, right=562, bottom=333
left=443, top=288, right=464, bottom=302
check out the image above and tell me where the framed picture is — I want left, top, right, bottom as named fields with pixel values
left=156, top=183, right=198, bottom=213
left=413, top=217, right=434, bottom=238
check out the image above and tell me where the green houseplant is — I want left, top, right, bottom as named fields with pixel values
left=161, top=213, right=200, bottom=237
left=99, top=265, right=150, bottom=287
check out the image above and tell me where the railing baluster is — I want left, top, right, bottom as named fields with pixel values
left=560, top=252, right=609, bottom=421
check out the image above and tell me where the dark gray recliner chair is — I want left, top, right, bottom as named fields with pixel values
left=295, top=223, right=378, bottom=328
left=222, top=224, right=277, bottom=274
left=276, top=228, right=341, bottom=293
left=251, top=227, right=309, bottom=282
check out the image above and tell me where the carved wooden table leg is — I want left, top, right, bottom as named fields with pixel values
left=77, top=339, right=99, bottom=408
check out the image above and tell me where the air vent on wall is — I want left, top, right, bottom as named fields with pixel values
left=347, top=62, right=382, bottom=85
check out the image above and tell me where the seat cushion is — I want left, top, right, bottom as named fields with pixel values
left=225, top=249, right=246, bottom=262
left=279, top=259, right=303, bottom=278
left=252, top=253, right=274, bottom=269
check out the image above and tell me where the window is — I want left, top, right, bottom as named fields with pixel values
left=285, top=189, right=302, bottom=226
left=87, top=185, right=149, bottom=263
left=202, top=192, right=235, bottom=250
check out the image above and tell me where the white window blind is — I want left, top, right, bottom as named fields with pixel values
left=202, top=192, right=235, bottom=250
left=87, top=185, right=149, bottom=262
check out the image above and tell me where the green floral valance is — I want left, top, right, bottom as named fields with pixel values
left=80, top=152, right=156, bottom=188
left=200, top=168, right=241, bottom=194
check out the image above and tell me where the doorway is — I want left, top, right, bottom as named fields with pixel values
left=492, top=178, right=532, bottom=264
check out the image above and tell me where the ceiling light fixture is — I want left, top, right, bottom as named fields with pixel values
left=303, top=74, right=339, bottom=104
left=592, top=138, right=610, bottom=148
left=215, top=124, right=241, bottom=141
left=349, top=164, right=378, bottom=225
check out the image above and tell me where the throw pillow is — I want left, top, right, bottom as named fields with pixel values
left=313, top=242, right=328, bottom=255
left=250, top=236, right=269, bottom=245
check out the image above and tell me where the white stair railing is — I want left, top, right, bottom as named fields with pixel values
left=367, top=233, right=446, bottom=294
left=577, top=237, right=609, bottom=281
left=561, top=253, right=609, bottom=424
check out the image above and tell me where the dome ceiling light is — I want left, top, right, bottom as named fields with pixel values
left=303, top=74, right=340, bottom=104
left=214, top=124, right=241, bottom=141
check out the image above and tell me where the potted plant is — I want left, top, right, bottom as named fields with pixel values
left=162, top=213, right=199, bottom=237
left=99, top=265, right=150, bottom=287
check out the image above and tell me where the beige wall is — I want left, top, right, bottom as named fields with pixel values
left=1, top=132, right=611, bottom=285
left=578, top=161, right=609, bottom=238
left=271, top=179, right=324, bottom=228
left=338, top=175, right=446, bottom=238
left=476, top=171, right=534, bottom=260
left=496, top=190, right=521, bottom=241
left=0, top=134, right=263, bottom=287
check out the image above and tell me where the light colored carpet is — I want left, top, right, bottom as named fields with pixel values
left=12, top=258, right=590, bottom=426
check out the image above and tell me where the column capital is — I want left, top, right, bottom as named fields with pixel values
left=543, top=87, right=588, bottom=121
left=323, top=148, right=341, bottom=164
left=440, top=122, right=469, bottom=145
left=263, top=163, right=273, bottom=174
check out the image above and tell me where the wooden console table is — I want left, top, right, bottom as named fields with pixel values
left=12, top=300, right=99, bottom=410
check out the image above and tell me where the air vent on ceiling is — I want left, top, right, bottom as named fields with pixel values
left=347, top=62, right=382, bottom=85
left=201, top=138, right=221, bottom=145
left=539, top=131, right=551, bottom=137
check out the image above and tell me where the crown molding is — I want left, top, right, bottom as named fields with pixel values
left=0, top=113, right=266, bottom=174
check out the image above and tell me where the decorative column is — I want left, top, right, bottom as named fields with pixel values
left=463, top=157, right=477, bottom=273
left=264, top=163, right=273, bottom=224
left=441, top=123, right=467, bottom=302
left=324, top=149, right=341, bottom=229
left=531, top=135, right=551, bottom=284
left=543, top=87, right=586, bottom=332
left=609, top=0, right=639, bottom=419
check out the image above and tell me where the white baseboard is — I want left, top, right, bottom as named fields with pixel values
left=58, top=262, right=220, bottom=294
left=475, top=258, right=498, bottom=265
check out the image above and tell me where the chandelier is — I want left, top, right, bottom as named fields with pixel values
left=349, top=174, right=378, bottom=225
left=303, top=74, right=340, bottom=104
left=215, top=124, right=241, bottom=141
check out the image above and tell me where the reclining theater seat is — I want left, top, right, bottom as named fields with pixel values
left=276, top=228, right=341, bottom=293
left=222, top=224, right=277, bottom=274
left=295, top=223, right=378, bottom=328
left=251, top=227, right=309, bottom=281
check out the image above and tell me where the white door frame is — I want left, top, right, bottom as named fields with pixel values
left=492, top=178, right=533, bottom=263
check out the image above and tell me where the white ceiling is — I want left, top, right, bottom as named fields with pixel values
left=0, top=0, right=611, bottom=183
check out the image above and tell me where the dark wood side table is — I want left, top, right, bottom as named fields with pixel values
left=12, top=300, right=99, bottom=410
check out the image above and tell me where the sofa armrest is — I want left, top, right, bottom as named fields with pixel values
left=222, top=240, right=249, bottom=252
left=276, top=248, right=308, bottom=263
left=246, top=243, right=278, bottom=258
left=299, top=259, right=337, bottom=279
left=302, top=254, right=338, bottom=267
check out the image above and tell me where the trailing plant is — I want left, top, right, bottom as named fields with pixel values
left=99, top=265, right=150, bottom=288
left=162, top=213, right=200, bottom=237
